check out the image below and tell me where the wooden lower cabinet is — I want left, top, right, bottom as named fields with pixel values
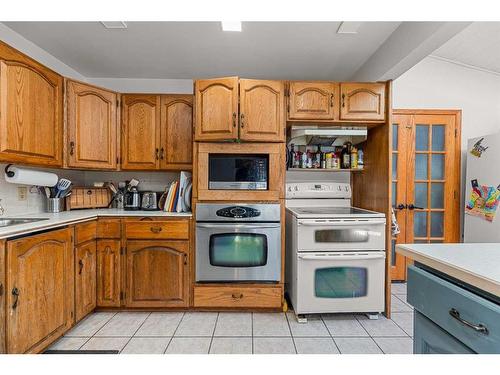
left=96, top=239, right=122, bottom=307
left=5, top=228, right=73, bottom=354
left=125, top=240, right=189, bottom=308
left=75, top=240, right=97, bottom=322
left=193, top=286, right=282, bottom=309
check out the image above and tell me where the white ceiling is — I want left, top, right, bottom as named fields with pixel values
left=432, top=22, right=500, bottom=74
left=3, top=21, right=401, bottom=80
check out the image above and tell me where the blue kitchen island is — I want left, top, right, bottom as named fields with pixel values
left=396, top=243, right=500, bottom=354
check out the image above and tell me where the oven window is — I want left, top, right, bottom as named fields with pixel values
left=314, top=267, right=368, bottom=298
left=209, top=233, right=268, bottom=267
left=315, top=229, right=369, bottom=243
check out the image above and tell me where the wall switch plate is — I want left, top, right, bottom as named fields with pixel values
left=17, top=186, right=28, bottom=201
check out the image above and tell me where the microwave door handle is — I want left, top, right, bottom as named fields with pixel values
left=196, top=223, right=281, bottom=229
left=298, top=254, right=385, bottom=261
left=298, top=220, right=386, bottom=226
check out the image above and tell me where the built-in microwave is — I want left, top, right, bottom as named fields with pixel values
left=208, top=154, right=268, bottom=190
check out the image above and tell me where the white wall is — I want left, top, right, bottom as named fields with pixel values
left=393, top=55, right=500, bottom=237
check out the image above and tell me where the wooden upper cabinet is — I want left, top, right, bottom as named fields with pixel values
left=121, top=94, right=160, bottom=170
left=6, top=228, right=73, bottom=354
left=75, top=240, right=97, bottom=322
left=195, top=77, right=238, bottom=141
left=96, top=239, right=121, bottom=307
left=239, top=79, right=285, bottom=142
left=340, top=82, right=386, bottom=121
left=125, top=240, right=189, bottom=308
left=66, top=80, right=117, bottom=169
left=0, top=42, right=63, bottom=167
left=160, top=95, right=193, bottom=170
left=288, top=81, right=339, bottom=121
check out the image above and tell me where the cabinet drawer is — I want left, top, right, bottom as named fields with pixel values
left=408, top=265, right=500, bottom=354
left=97, top=219, right=121, bottom=239
left=124, top=220, right=189, bottom=240
left=75, top=221, right=97, bottom=245
left=194, top=286, right=282, bottom=308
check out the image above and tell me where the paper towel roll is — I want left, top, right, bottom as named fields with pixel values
left=4, top=166, right=58, bottom=187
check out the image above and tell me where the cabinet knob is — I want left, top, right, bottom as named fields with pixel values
left=150, top=227, right=162, bottom=233
left=232, top=112, right=237, bottom=127
left=231, top=293, right=243, bottom=299
left=155, top=148, right=159, bottom=160
left=12, top=287, right=20, bottom=309
left=160, top=147, right=165, bottom=160
left=330, top=93, right=334, bottom=107
left=78, top=259, right=84, bottom=275
left=341, top=93, right=345, bottom=108
left=69, top=141, right=75, bottom=156
left=240, top=113, right=245, bottom=128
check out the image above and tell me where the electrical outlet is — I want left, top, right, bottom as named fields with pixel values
left=18, top=186, right=28, bottom=201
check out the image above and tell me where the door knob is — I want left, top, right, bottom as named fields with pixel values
left=395, top=203, right=407, bottom=210
left=408, top=204, right=423, bottom=210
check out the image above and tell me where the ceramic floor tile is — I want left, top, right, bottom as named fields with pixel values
left=391, top=312, right=414, bottom=337
left=135, top=312, right=184, bottom=337
left=391, top=295, right=413, bottom=313
left=121, top=337, right=171, bottom=354
left=209, top=337, right=252, bottom=354
left=334, top=337, right=383, bottom=354
left=391, top=283, right=407, bottom=295
left=80, top=337, right=130, bottom=352
left=357, top=315, right=407, bottom=337
left=95, top=312, right=150, bottom=337
left=374, top=337, right=413, bottom=354
left=65, top=312, right=116, bottom=337
left=294, top=337, right=339, bottom=354
left=214, top=313, right=252, bottom=337
left=253, top=313, right=291, bottom=337
left=321, top=314, right=369, bottom=337
left=166, top=337, right=211, bottom=354
left=174, top=312, right=218, bottom=336
left=48, top=337, right=89, bottom=351
left=253, top=337, right=296, bottom=354
left=286, top=313, right=330, bottom=337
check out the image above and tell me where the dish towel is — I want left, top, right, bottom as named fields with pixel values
left=391, top=208, right=400, bottom=236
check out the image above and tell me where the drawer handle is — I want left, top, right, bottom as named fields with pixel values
left=449, top=308, right=489, bottom=335
left=231, top=293, right=243, bottom=299
left=150, top=227, right=162, bottom=233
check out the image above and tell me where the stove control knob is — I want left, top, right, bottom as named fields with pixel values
left=294, top=186, right=298, bottom=191
left=288, top=186, right=292, bottom=192
left=337, top=186, right=342, bottom=191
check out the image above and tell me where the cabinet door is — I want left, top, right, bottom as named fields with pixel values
left=194, top=77, right=238, bottom=141
left=340, top=82, right=386, bottom=121
left=75, top=241, right=97, bottom=322
left=0, top=43, right=63, bottom=167
left=239, top=79, right=285, bottom=142
left=288, top=81, right=338, bottom=120
left=125, top=240, right=189, bottom=308
left=6, top=228, right=73, bottom=354
left=0, top=240, right=5, bottom=354
left=96, top=240, right=121, bottom=307
left=121, top=94, right=160, bottom=170
left=66, top=80, right=117, bottom=169
left=160, top=95, right=193, bottom=170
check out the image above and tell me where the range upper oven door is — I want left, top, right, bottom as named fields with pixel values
left=196, top=222, right=281, bottom=282
left=297, top=218, right=386, bottom=252
left=209, top=154, right=268, bottom=190
left=294, top=251, right=385, bottom=314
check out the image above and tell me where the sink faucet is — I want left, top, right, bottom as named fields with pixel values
left=0, top=199, right=4, bottom=216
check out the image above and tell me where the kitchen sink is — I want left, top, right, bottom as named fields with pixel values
left=0, top=218, right=49, bottom=227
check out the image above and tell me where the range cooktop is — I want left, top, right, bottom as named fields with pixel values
left=286, top=206, right=385, bottom=219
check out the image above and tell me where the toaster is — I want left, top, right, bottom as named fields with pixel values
left=141, top=192, right=158, bottom=210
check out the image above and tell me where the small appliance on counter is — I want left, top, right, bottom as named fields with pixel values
left=124, top=186, right=141, bottom=211
left=141, top=191, right=159, bottom=211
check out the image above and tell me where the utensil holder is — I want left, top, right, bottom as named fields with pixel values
left=46, top=198, right=65, bottom=213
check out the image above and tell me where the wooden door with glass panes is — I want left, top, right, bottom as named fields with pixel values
left=391, top=110, right=461, bottom=281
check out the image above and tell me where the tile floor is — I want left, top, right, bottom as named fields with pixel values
left=48, top=283, right=413, bottom=354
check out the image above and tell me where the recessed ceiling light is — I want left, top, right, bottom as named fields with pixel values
left=221, top=21, right=242, bottom=32
left=337, top=22, right=363, bottom=34
left=101, top=21, right=127, bottom=29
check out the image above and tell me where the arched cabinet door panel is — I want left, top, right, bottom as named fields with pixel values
left=96, top=240, right=121, bottom=307
left=239, top=79, right=285, bottom=142
left=195, top=77, right=238, bottom=141
left=288, top=81, right=338, bottom=121
left=340, top=82, right=386, bottom=121
left=125, top=240, right=189, bottom=308
left=75, top=240, right=97, bottom=322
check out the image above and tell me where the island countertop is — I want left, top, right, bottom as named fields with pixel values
left=396, top=243, right=500, bottom=298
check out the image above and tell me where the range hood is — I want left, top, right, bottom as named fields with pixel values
left=289, top=126, right=367, bottom=146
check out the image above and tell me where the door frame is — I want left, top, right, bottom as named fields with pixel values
left=391, top=109, right=462, bottom=281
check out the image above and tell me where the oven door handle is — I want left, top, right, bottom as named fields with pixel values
left=298, top=253, right=385, bottom=261
left=196, top=223, right=281, bottom=229
left=298, top=220, right=386, bottom=226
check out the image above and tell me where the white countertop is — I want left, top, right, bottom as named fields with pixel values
left=396, top=243, right=500, bottom=297
left=0, top=209, right=192, bottom=239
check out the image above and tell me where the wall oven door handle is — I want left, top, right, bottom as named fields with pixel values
left=196, top=223, right=281, bottom=229
left=298, top=253, right=385, bottom=261
left=298, top=220, right=386, bottom=226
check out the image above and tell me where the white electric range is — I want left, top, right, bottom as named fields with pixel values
left=285, top=182, right=386, bottom=321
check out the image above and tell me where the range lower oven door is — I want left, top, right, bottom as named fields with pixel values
left=196, top=222, right=281, bottom=282
left=294, top=252, right=385, bottom=314
left=297, top=218, right=386, bottom=252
